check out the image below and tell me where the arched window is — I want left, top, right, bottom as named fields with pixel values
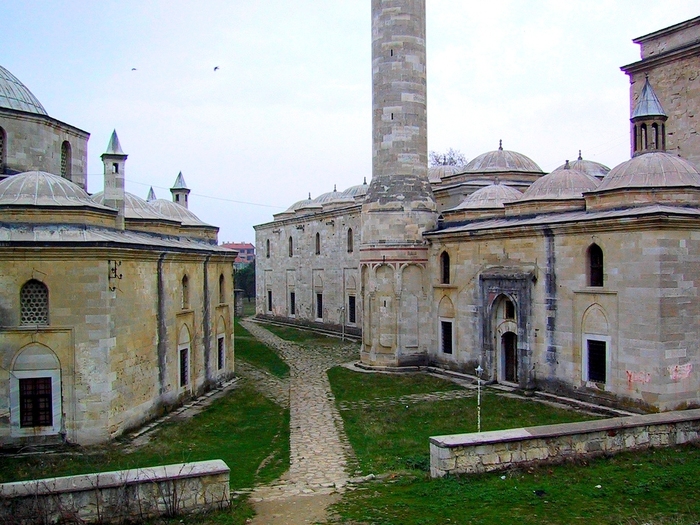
left=440, top=251, right=450, bottom=284
left=20, top=280, right=49, bottom=326
left=60, top=141, right=71, bottom=179
left=347, top=228, right=354, bottom=253
left=219, top=274, right=225, bottom=304
left=181, top=275, right=190, bottom=309
left=0, top=126, right=6, bottom=172
left=315, top=232, right=321, bottom=255
left=288, top=236, right=293, bottom=257
left=266, top=239, right=270, bottom=258
left=588, top=244, right=604, bottom=287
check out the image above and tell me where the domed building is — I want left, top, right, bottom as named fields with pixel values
left=256, top=12, right=700, bottom=413
left=0, top=67, right=237, bottom=448
left=0, top=65, right=89, bottom=188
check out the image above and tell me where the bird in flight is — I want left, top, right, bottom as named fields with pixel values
left=131, top=68, right=137, bottom=71
left=214, top=66, right=220, bottom=71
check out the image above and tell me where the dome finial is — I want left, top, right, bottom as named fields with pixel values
left=564, top=160, right=570, bottom=169
left=363, top=177, right=367, bottom=185
left=333, top=184, right=337, bottom=192
left=308, top=192, right=311, bottom=200
left=578, top=150, right=582, bottom=161
left=498, top=139, right=503, bottom=151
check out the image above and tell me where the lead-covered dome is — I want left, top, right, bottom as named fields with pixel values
left=0, top=171, right=109, bottom=209
left=556, top=153, right=610, bottom=179
left=149, top=199, right=210, bottom=226
left=464, top=141, right=542, bottom=173
left=452, top=183, right=522, bottom=210
left=595, top=152, right=700, bottom=192
left=0, top=65, right=48, bottom=115
left=92, top=191, right=172, bottom=221
left=520, top=163, right=600, bottom=201
left=429, top=165, right=461, bottom=182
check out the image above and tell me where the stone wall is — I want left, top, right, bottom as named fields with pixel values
left=0, top=460, right=230, bottom=524
left=430, top=409, right=700, bottom=477
left=255, top=205, right=361, bottom=331
left=0, top=109, right=89, bottom=189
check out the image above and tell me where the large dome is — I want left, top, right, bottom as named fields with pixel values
left=520, top=163, right=600, bottom=201
left=92, top=191, right=172, bottom=221
left=0, top=171, right=109, bottom=209
left=451, top=183, right=522, bottom=210
left=464, top=142, right=542, bottom=173
left=595, top=152, right=700, bottom=192
left=0, top=65, right=48, bottom=115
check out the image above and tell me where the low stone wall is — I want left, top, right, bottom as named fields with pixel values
left=0, top=459, right=230, bottom=524
left=430, top=409, right=700, bottom=478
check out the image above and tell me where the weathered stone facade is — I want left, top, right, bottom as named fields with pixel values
left=622, top=16, right=700, bottom=166
left=0, top=71, right=237, bottom=447
left=255, top=7, right=700, bottom=412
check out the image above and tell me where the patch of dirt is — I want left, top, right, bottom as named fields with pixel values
left=248, top=492, right=342, bottom=525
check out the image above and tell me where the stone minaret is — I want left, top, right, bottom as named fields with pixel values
left=360, top=0, right=437, bottom=367
left=101, top=130, right=127, bottom=230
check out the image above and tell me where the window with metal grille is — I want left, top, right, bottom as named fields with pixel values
left=180, top=347, right=189, bottom=387
left=289, top=292, right=296, bottom=316
left=316, top=293, right=323, bottom=320
left=348, top=295, right=356, bottom=324
left=587, top=340, right=606, bottom=383
left=347, top=228, right=354, bottom=253
left=588, top=244, right=604, bottom=287
left=20, top=280, right=49, bottom=325
left=60, top=141, right=71, bottom=178
left=217, top=336, right=225, bottom=370
left=267, top=290, right=273, bottom=312
left=315, top=232, right=321, bottom=255
left=441, top=321, right=453, bottom=354
left=441, top=251, right=450, bottom=284
left=266, top=239, right=270, bottom=258
left=289, top=236, right=293, bottom=257
left=19, top=377, right=53, bottom=427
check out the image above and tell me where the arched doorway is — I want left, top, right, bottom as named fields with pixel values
left=502, top=331, right=518, bottom=383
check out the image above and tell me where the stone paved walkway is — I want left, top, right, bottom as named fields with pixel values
left=239, top=319, right=357, bottom=512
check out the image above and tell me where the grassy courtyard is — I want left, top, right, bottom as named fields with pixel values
left=326, top=366, right=700, bottom=524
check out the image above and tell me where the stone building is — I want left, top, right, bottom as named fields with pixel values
left=256, top=4, right=700, bottom=412
left=0, top=68, right=237, bottom=447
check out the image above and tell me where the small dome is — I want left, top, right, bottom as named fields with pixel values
left=92, top=191, right=172, bottom=221
left=429, top=165, right=461, bottom=182
left=556, top=153, right=610, bottom=179
left=0, top=65, right=48, bottom=115
left=149, top=199, right=210, bottom=226
left=596, top=152, right=700, bottom=193
left=520, top=162, right=599, bottom=201
left=342, top=179, right=369, bottom=199
left=0, top=171, right=109, bottom=209
left=451, top=183, right=523, bottom=210
left=464, top=141, right=542, bottom=173
left=313, top=186, right=354, bottom=206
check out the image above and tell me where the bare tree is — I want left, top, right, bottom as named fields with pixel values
left=429, top=148, right=467, bottom=168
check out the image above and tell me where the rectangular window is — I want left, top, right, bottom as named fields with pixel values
left=348, top=295, right=356, bottom=324
left=441, top=321, right=453, bottom=354
left=587, top=340, right=606, bottom=383
left=217, top=336, right=225, bottom=371
left=289, top=291, right=296, bottom=316
left=19, top=377, right=53, bottom=428
left=267, top=290, right=273, bottom=312
left=180, top=347, right=189, bottom=387
left=316, top=293, right=323, bottom=320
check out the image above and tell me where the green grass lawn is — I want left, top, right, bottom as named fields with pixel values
left=262, top=322, right=338, bottom=344
left=234, top=317, right=289, bottom=378
left=327, top=366, right=700, bottom=524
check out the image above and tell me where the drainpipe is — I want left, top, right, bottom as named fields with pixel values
left=157, top=252, right=167, bottom=395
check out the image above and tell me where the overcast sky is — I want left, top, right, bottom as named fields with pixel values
left=2, top=1, right=698, bottom=243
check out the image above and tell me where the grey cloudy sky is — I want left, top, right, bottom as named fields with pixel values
left=2, top=1, right=698, bottom=243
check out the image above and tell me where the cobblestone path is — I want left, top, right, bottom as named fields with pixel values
left=239, top=319, right=357, bottom=509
